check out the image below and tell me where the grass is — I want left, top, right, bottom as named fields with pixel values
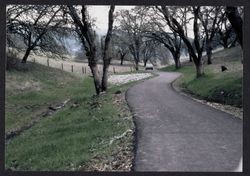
left=5, top=61, right=135, bottom=171
left=160, top=46, right=243, bottom=107
left=6, top=61, right=79, bottom=134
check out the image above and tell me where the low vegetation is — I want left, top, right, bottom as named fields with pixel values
left=160, top=46, right=243, bottom=108
left=6, top=61, right=135, bottom=171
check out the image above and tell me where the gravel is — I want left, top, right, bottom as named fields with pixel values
left=108, top=73, right=152, bottom=85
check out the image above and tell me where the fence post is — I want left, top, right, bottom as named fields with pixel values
left=113, top=67, right=116, bottom=74
left=82, top=66, right=84, bottom=74
left=47, top=59, right=49, bottom=67
left=61, top=63, right=63, bottom=70
left=71, top=65, right=73, bottom=72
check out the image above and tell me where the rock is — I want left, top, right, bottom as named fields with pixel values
left=70, top=102, right=80, bottom=108
left=221, top=65, right=228, bottom=72
left=115, top=90, right=122, bottom=94
left=48, top=106, right=57, bottom=111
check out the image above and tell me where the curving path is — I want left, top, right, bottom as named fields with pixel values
left=126, top=72, right=242, bottom=171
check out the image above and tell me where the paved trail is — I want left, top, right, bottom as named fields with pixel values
left=126, top=72, right=242, bottom=171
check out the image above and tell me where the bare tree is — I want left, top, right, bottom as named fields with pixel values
left=141, top=39, right=158, bottom=67
left=226, top=6, right=243, bottom=48
left=115, top=7, right=149, bottom=70
left=101, top=5, right=115, bottom=91
left=7, top=5, right=67, bottom=63
left=157, top=6, right=205, bottom=77
left=112, top=30, right=129, bottom=65
left=67, top=5, right=101, bottom=94
left=67, top=5, right=115, bottom=94
left=179, top=7, right=193, bottom=62
left=217, top=11, right=237, bottom=49
left=198, top=6, right=223, bottom=64
left=146, top=31, right=182, bottom=69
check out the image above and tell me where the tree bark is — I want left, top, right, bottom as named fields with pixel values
left=195, top=61, right=204, bottom=78
left=226, top=7, right=243, bottom=48
left=120, top=57, right=124, bottom=65
left=169, top=49, right=181, bottom=69
left=174, top=53, right=181, bottom=69
left=101, top=5, right=115, bottom=92
left=120, top=53, right=126, bottom=65
left=206, top=40, right=212, bottom=65
left=143, top=59, right=148, bottom=67
left=89, top=63, right=102, bottom=95
left=135, top=61, right=139, bottom=71
left=222, top=39, right=229, bottom=49
left=160, top=6, right=204, bottom=78
left=189, top=54, right=192, bottom=62
left=21, top=47, right=32, bottom=63
left=101, top=59, right=110, bottom=92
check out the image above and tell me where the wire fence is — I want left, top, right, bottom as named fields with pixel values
left=30, top=55, right=135, bottom=77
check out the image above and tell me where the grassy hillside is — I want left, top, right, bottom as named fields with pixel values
left=160, top=46, right=243, bottom=107
left=5, top=61, right=135, bottom=171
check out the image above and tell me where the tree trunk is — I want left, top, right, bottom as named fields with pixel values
left=226, top=7, right=243, bottom=48
left=89, top=64, right=102, bottom=95
left=175, top=56, right=181, bottom=70
left=101, top=59, right=110, bottom=92
left=120, top=53, right=125, bottom=65
left=189, top=54, right=192, bottom=62
left=135, top=61, right=139, bottom=71
left=21, top=47, right=32, bottom=63
left=120, top=56, right=124, bottom=65
left=100, top=5, right=115, bottom=92
left=222, top=38, right=229, bottom=49
left=229, top=37, right=238, bottom=48
left=206, top=40, right=212, bottom=65
left=143, top=59, right=148, bottom=67
left=174, top=59, right=181, bottom=69
left=195, top=61, right=204, bottom=78
left=172, top=51, right=181, bottom=69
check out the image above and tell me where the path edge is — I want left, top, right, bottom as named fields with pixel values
left=169, top=72, right=243, bottom=120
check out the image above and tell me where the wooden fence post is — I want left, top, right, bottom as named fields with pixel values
left=47, top=59, right=49, bottom=67
left=113, top=67, right=116, bottom=74
left=82, top=66, right=84, bottom=74
left=61, top=63, right=63, bottom=70
left=71, top=65, right=73, bottom=72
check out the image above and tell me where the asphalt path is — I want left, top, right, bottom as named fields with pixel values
left=126, top=72, right=242, bottom=171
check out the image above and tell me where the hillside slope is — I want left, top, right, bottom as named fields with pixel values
left=5, top=60, right=134, bottom=171
left=160, top=46, right=243, bottom=108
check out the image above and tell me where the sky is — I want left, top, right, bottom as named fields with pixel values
left=87, top=6, right=135, bottom=35
left=87, top=5, right=194, bottom=38
left=66, top=5, right=194, bottom=54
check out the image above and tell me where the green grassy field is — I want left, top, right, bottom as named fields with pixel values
left=160, top=46, right=243, bottom=107
left=5, top=61, right=135, bottom=171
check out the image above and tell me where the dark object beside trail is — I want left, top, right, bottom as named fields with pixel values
left=115, top=90, right=122, bottom=94
left=221, top=65, right=228, bottom=72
